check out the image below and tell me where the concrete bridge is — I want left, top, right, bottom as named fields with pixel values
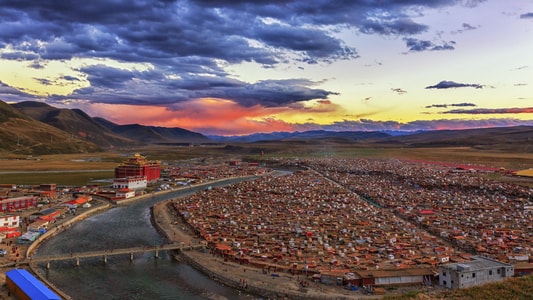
left=18, top=243, right=204, bottom=269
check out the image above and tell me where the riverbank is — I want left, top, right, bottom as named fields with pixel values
left=0, top=175, right=264, bottom=299
left=0, top=201, right=111, bottom=300
left=152, top=200, right=380, bottom=300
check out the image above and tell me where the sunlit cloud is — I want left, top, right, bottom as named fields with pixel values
left=87, top=98, right=351, bottom=135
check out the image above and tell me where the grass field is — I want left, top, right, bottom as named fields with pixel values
left=0, top=170, right=114, bottom=186
left=0, top=145, right=532, bottom=185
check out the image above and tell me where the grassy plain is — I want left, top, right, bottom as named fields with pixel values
left=0, top=144, right=532, bottom=185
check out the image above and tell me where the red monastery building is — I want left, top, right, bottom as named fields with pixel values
left=114, top=153, right=161, bottom=182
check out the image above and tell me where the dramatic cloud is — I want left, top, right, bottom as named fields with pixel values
left=426, top=80, right=484, bottom=89
left=425, top=103, right=477, bottom=109
left=0, top=0, right=487, bottom=110
left=403, top=38, right=455, bottom=52
left=57, top=64, right=336, bottom=107
left=86, top=98, right=347, bottom=135
left=443, top=107, right=533, bottom=114
left=520, top=12, right=533, bottom=19
left=1, top=0, right=531, bottom=136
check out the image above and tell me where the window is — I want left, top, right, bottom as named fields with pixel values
left=489, top=270, right=493, bottom=275
left=472, top=273, right=476, bottom=278
left=443, top=272, right=446, bottom=276
left=497, top=269, right=501, bottom=274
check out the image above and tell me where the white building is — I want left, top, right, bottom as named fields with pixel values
left=0, top=214, right=20, bottom=228
left=116, top=188, right=136, bottom=199
left=112, top=176, right=147, bottom=190
left=439, top=256, right=514, bottom=289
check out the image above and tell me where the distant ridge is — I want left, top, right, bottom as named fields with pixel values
left=93, top=118, right=209, bottom=143
left=210, top=126, right=533, bottom=152
left=379, top=126, right=533, bottom=150
left=209, top=130, right=390, bottom=143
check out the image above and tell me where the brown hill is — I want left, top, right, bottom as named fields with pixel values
left=0, top=100, right=100, bottom=155
left=12, top=101, right=137, bottom=148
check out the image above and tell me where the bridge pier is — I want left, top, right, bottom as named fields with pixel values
left=154, top=248, right=159, bottom=259
left=76, top=257, right=80, bottom=267
left=130, top=252, right=134, bottom=262
left=46, top=261, right=50, bottom=269
left=103, top=255, right=107, bottom=264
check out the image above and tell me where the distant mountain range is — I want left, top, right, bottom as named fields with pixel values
left=209, top=126, right=533, bottom=152
left=208, top=130, right=391, bottom=143
left=1, top=99, right=532, bottom=155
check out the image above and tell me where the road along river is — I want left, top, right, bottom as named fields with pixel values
left=32, top=178, right=260, bottom=300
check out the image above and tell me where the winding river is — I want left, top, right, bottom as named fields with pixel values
left=33, top=178, right=258, bottom=300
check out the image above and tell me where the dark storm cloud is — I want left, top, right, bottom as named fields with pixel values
left=63, top=64, right=335, bottom=107
left=252, top=24, right=359, bottom=63
left=62, top=75, right=80, bottom=82
left=426, top=80, right=484, bottom=89
left=79, top=65, right=136, bottom=89
left=0, top=51, right=39, bottom=60
left=425, top=102, right=477, bottom=108
left=360, top=19, right=428, bottom=35
left=404, top=38, right=455, bottom=52
left=520, top=12, right=533, bottom=19
left=0, top=0, right=486, bottom=107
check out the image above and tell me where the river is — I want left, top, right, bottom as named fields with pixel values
left=33, top=178, right=258, bottom=300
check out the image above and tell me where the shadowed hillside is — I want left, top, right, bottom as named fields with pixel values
left=12, top=101, right=137, bottom=148
left=0, top=100, right=100, bottom=154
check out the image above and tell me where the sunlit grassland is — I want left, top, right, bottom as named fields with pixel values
left=0, top=171, right=114, bottom=186
left=0, top=152, right=122, bottom=171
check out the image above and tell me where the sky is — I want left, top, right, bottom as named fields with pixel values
left=0, top=0, right=532, bottom=136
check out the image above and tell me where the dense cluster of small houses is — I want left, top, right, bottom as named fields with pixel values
left=1, top=156, right=532, bottom=291
left=172, top=158, right=533, bottom=287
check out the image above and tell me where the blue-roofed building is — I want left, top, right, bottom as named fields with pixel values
left=5, top=269, right=61, bottom=300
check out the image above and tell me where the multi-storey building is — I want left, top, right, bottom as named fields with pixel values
left=114, top=153, right=160, bottom=182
